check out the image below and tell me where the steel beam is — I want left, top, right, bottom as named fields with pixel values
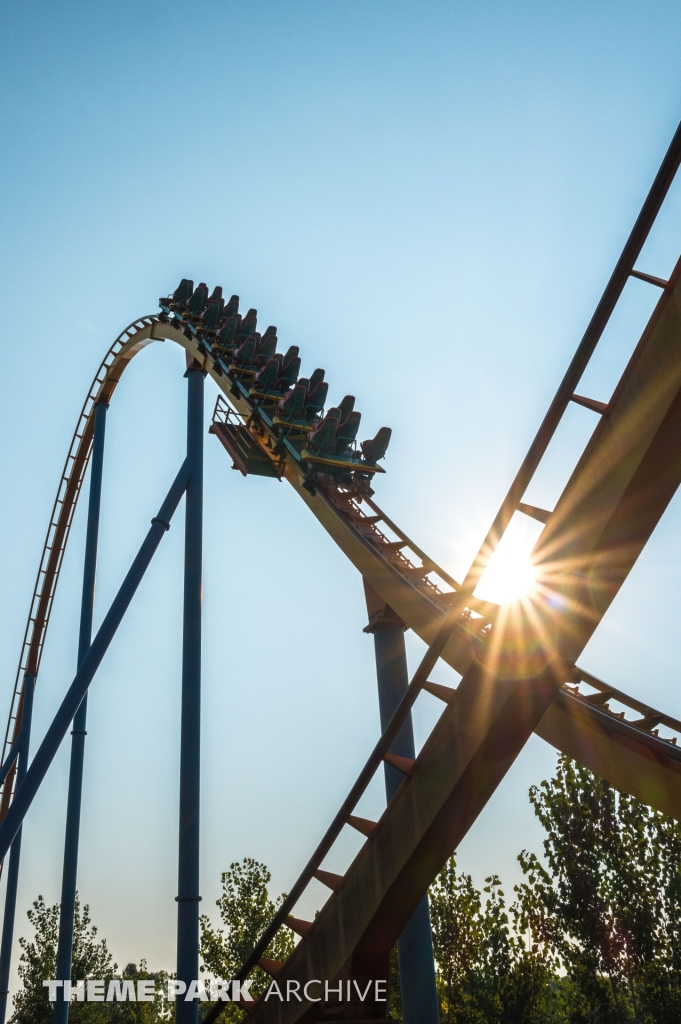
left=0, top=460, right=190, bottom=864
left=531, top=254, right=681, bottom=663
left=534, top=690, right=681, bottom=819
left=0, top=738, right=22, bottom=793
left=53, top=401, right=107, bottom=1024
left=0, top=674, right=35, bottom=1024
left=246, top=244, right=681, bottom=1024
left=246, top=657, right=564, bottom=1024
left=461, top=118, right=681, bottom=597
left=364, top=583, right=439, bottom=1024
left=176, top=365, right=204, bottom=1024
left=286, top=446, right=681, bottom=820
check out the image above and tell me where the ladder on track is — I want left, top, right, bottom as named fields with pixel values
left=220, top=253, right=681, bottom=1019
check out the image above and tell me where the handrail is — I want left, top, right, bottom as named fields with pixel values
left=360, top=493, right=461, bottom=592
left=571, top=666, right=681, bottom=736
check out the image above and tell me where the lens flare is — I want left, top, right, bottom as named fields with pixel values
left=474, top=514, right=543, bottom=605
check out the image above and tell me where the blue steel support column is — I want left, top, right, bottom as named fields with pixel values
left=364, top=584, right=440, bottom=1024
left=176, top=364, right=204, bottom=1024
left=0, top=673, right=36, bottom=1024
left=53, top=401, right=107, bottom=1024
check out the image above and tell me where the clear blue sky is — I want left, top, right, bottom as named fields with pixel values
left=1, top=0, right=681, bottom=989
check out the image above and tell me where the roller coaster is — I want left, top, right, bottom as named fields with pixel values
left=2, top=121, right=681, bottom=1024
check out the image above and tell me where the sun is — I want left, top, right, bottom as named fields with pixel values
left=475, top=547, right=537, bottom=605
left=473, top=514, right=543, bottom=606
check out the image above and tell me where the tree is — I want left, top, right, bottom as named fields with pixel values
left=430, top=857, right=485, bottom=1023
left=515, top=755, right=681, bottom=1024
left=199, top=858, right=295, bottom=1019
left=12, top=894, right=114, bottom=1024
left=11, top=895, right=169, bottom=1024
left=429, top=857, right=556, bottom=1023
left=104, top=963, right=172, bottom=1024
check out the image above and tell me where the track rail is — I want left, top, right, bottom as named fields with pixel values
left=4, top=294, right=681, bottom=836
left=2, top=119, right=680, bottom=1024
left=6, top=125, right=681, bottom=824
left=227, top=227, right=681, bottom=1020
left=0, top=317, right=160, bottom=820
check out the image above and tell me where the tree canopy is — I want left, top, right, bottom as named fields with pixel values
left=11, top=895, right=168, bottom=1024
left=199, top=857, right=295, bottom=1017
left=429, top=754, right=681, bottom=1023
left=514, top=755, right=681, bottom=1023
left=10, top=757, right=681, bottom=1023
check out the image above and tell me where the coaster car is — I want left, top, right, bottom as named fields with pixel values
left=202, top=298, right=224, bottom=329
left=274, top=383, right=307, bottom=424
left=306, top=411, right=340, bottom=454
left=278, top=348, right=301, bottom=387
left=240, top=308, right=258, bottom=336
left=303, top=380, right=328, bottom=420
left=301, top=406, right=386, bottom=475
left=361, top=427, right=392, bottom=464
left=186, top=283, right=209, bottom=315
left=171, top=278, right=194, bottom=307
left=301, top=407, right=362, bottom=467
left=333, top=410, right=361, bottom=455
left=216, top=315, right=241, bottom=348
left=231, top=335, right=258, bottom=372
left=272, top=368, right=328, bottom=430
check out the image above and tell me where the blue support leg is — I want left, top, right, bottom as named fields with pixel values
left=53, top=401, right=107, bottom=1024
left=0, top=673, right=36, bottom=1024
left=364, top=585, right=440, bottom=1024
left=176, top=365, right=204, bottom=1024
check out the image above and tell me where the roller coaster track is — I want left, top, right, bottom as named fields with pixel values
left=5, top=306, right=681, bottom=820
left=4, top=124, right=681, bottom=1022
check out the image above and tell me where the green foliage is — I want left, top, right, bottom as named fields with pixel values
left=11, top=762, right=681, bottom=1024
left=12, top=895, right=113, bottom=1024
left=105, top=964, right=172, bottom=1024
left=515, top=754, right=681, bottom=1024
left=199, top=858, right=295, bottom=1019
left=387, top=944, right=402, bottom=1021
left=11, top=895, right=169, bottom=1024
left=426, top=758, right=681, bottom=1023
left=429, top=858, right=556, bottom=1023
left=12, top=860, right=294, bottom=1024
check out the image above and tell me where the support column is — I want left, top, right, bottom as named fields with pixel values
left=176, top=363, right=204, bottom=1024
left=0, top=673, right=36, bottom=1024
left=364, top=582, right=440, bottom=1024
left=53, top=401, right=107, bottom=1024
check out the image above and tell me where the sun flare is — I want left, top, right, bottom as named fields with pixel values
left=473, top=515, right=543, bottom=606
left=476, top=549, right=537, bottom=605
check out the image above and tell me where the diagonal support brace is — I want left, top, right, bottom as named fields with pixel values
left=0, top=459, right=190, bottom=864
left=0, top=736, right=21, bottom=793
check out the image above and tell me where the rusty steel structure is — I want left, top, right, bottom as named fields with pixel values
left=1, top=121, right=681, bottom=1023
